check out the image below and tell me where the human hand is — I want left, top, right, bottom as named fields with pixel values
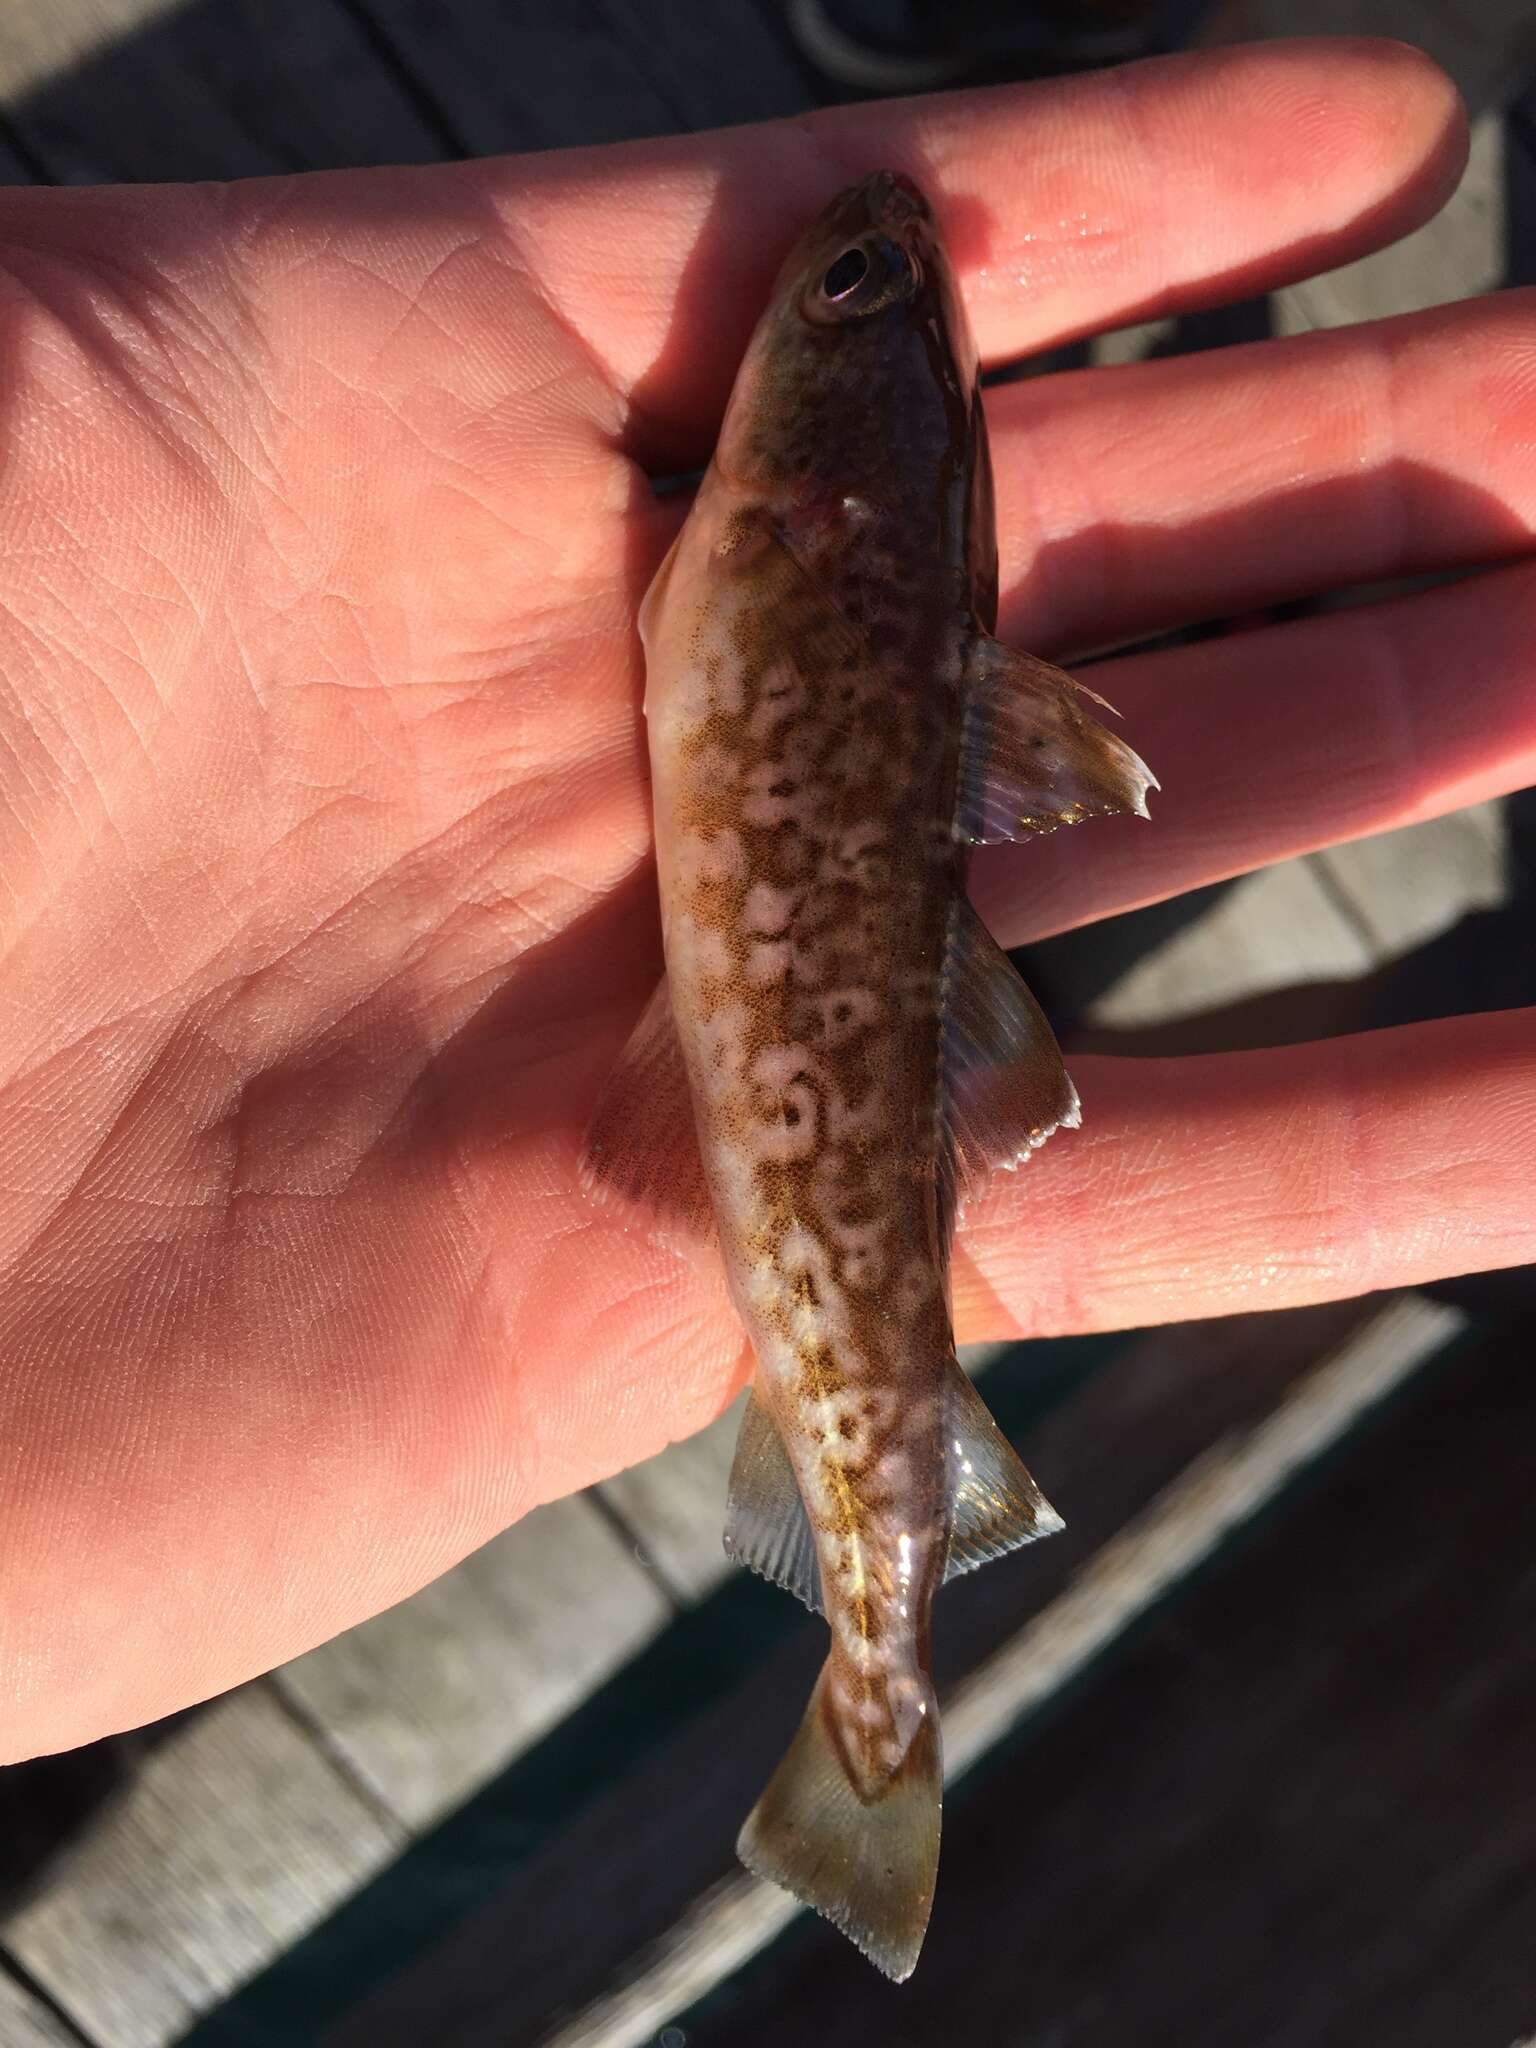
left=1, top=37, right=1530, bottom=1761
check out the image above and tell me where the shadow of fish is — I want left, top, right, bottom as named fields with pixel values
left=583, top=170, right=1155, bottom=1980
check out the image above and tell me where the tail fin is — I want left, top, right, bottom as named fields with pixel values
left=737, top=1662, right=941, bottom=1982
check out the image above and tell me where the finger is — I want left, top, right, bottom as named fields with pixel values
left=970, top=560, right=1536, bottom=948
left=955, top=1008, right=1536, bottom=1342
left=489, top=37, right=1464, bottom=465
left=989, top=291, right=1536, bottom=657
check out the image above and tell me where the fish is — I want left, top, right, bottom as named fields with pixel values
left=581, top=170, right=1155, bottom=1980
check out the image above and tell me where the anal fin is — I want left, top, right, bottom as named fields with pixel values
left=943, top=1362, right=1063, bottom=1582
left=579, top=976, right=715, bottom=1246
left=959, top=637, right=1157, bottom=844
left=724, top=1387, right=824, bottom=1615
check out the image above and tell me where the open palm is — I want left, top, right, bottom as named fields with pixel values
left=2, top=37, right=1532, bottom=1761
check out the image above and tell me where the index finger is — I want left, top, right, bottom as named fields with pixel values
left=488, top=36, right=1464, bottom=466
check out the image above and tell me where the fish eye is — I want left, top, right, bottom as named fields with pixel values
left=804, top=232, right=917, bottom=325
left=822, top=247, right=869, bottom=300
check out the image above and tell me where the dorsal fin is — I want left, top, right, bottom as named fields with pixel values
left=958, top=638, right=1157, bottom=844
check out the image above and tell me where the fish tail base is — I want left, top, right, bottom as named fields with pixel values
left=737, top=1661, right=941, bottom=1982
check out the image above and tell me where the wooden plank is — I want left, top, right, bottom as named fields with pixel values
left=0, top=1967, right=88, bottom=2048
left=0, top=0, right=449, bottom=183
left=350, top=0, right=809, bottom=157
left=1080, top=855, right=1376, bottom=1032
left=0, top=0, right=184, bottom=102
left=1018, top=824, right=1394, bottom=1049
left=324, top=1297, right=1396, bottom=2046
left=273, top=1496, right=671, bottom=1829
left=0, top=1685, right=403, bottom=2048
left=539, top=1298, right=1465, bottom=2048
left=1313, top=802, right=1507, bottom=959
left=598, top=1396, right=743, bottom=1604
left=585, top=0, right=811, bottom=133
left=1089, top=314, right=1176, bottom=367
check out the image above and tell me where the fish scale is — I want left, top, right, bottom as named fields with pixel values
left=582, top=170, right=1156, bottom=1980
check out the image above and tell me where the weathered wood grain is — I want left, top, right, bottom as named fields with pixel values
left=0, top=1685, right=404, bottom=2048
left=0, top=1967, right=89, bottom=2048
left=273, top=1496, right=671, bottom=1829
left=0, top=0, right=448, bottom=183
left=597, top=1395, right=744, bottom=1604
left=1314, top=803, right=1507, bottom=959
left=348, top=0, right=809, bottom=156
left=0, top=0, right=183, bottom=102
left=1081, top=857, right=1377, bottom=1031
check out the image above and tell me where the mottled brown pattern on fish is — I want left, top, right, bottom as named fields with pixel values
left=640, top=174, right=1007, bottom=1801
left=665, top=529, right=968, bottom=1782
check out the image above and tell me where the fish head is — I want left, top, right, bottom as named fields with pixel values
left=715, top=171, right=980, bottom=520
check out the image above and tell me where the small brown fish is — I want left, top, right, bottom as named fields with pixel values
left=583, top=172, right=1154, bottom=1979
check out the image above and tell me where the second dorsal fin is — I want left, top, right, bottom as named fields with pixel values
left=941, top=898, right=1081, bottom=1207
left=943, top=1362, right=1063, bottom=1581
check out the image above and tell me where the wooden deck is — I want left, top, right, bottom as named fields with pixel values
left=0, top=3, right=1532, bottom=2045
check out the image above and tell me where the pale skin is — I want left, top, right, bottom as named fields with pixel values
left=1, top=36, right=1533, bottom=1764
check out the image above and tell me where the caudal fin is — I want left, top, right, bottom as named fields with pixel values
left=737, top=1663, right=941, bottom=1982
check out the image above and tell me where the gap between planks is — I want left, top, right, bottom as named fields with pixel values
left=0, top=1953, right=95, bottom=2048
left=536, top=1294, right=1466, bottom=2048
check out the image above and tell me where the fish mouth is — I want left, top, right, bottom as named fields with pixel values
left=858, top=169, right=933, bottom=231
left=813, top=170, right=935, bottom=263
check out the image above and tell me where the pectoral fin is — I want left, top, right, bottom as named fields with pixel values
left=578, top=976, right=715, bottom=1246
left=959, top=637, right=1157, bottom=844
